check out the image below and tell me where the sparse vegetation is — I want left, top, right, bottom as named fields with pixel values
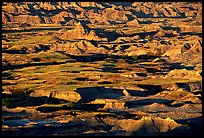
left=2, top=98, right=11, bottom=107
left=66, top=101, right=74, bottom=108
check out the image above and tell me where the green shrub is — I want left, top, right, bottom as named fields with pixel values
left=2, top=98, right=11, bottom=107
left=66, top=101, right=74, bottom=108
left=131, top=56, right=138, bottom=60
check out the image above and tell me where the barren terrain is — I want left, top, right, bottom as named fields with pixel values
left=2, top=2, right=202, bottom=136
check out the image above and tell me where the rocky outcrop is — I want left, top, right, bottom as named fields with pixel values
left=50, top=11, right=75, bottom=24
left=53, top=40, right=108, bottom=54
left=185, top=37, right=202, bottom=54
left=162, top=48, right=181, bottom=58
left=90, top=18, right=110, bottom=25
left=78, top=2, right=96, bottom=7
left=2, top=12, right=10, bottom=25
left=164, top=69, right=201, bottom=80
left=59, top=22, right=90, bottom=40
left=142, top=23, right=162, bottom=32
left=126, top=19, right=140, bottom=27
left=131, top=2, right=201, bottom=18
left=11, top=15, right=43, bottom=24
left=102, top=7, right=133, bottom=21
left=59, top=22, right=107, bottom=41
left=65, top=19, right=79, bottom=26
left=154, top=29, right=165, bottom=37
left=65, top=40, right=98, bottom=54
left=30, top=90, right=81, bottom=102
left=89, top=99, right=126, bottom=109
left=114, top=37, right=132, bottom=43
left=2, top=2, right=202, bottom=26
left=89, top=116, right=182, bottom=134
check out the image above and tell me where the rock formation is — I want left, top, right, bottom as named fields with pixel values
left=164, top=69, right=201, bottom=80
left=59, top=22, right=107, bottom=41
left=65, top=18, right=79, bottom=26
left=126, top=19, right=140, bottom=27
left=2, top=2, right=202, bottom=25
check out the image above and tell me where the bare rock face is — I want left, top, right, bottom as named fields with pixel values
left=127, top=48, right=148, bottom=56
left=38, top=2, right=57, bottom=11
left=135, top=116, right=181, bottom=134
left=154, top=29, right=165, bottom=37
left=30, top=90, right=51, bottom=97
left=50, top=91, right=81, bottom=102
left=156, top=89, right=190, bottom=100
left=90, top=18, right=110, bottom=25
left=50, top=11, right=75, bottom=24
left=162, top=48, right=181, bottom=58
left=53, top=40, right=108, bottom=55
left=186, top=37, right=202, bottom=54
left=142, top=23, right=161, bottom=32
left=180, top=93, right=202, bottom=104
left=126, top=19, right=140, bottom=27
left=86, top=30, right=105, bottom=41
left=164, top=69, right=201, bottom=80
left=11, top=15, right=43, bottom=24
left=131, top=2, right=201, bottom=18
left=101, top=116, right=181, bottom=134
left=2, top=3, right=18, bottom=14
left=89, top=99, right=126, bottom=109
left=166, top=36, right=202, bottom=66
left=78, top=2, right=96, bottom=7
left=65, top=19, right=79, bottom=26
left=59, top=22, right=107, bottom=41
left=30, top=90, right=81, bottom=102
left=122, top=89, right=131, bottom=97
left=59, top=22, right=90, bottom=40
left=2, top=2, right=202, bottom=26
left=103, top=99, right=126, bottom=109
left=66, top=40, right=98, bottom=54
left=114, top=37, right=132, bottom=43
left=2, top=12, right=10, bottom=25
left=50, top=14, right=66, bottom=24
